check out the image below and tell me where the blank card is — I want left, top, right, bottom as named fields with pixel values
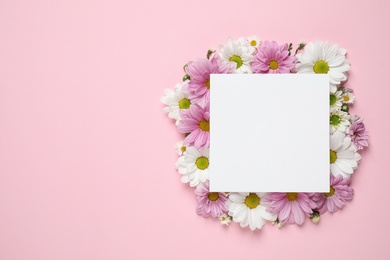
left=209, top=74, right=329, bottom=192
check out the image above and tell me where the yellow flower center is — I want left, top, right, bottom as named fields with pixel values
left=205, top=79, right=210, bottom=89
left=180, top=146, right=186, bottom=152
left=195, top=156, right=209, bottom=170
left=208, top=192, right=219, bottom=201
left=245, top=193, right=260, bottom=209
left=330, top=150, right=337, bottom=164
left=324, top=186, right=335, bottom=197
left=198, top=120, right=210, bottom=132
left=229, top=55, right=243, bottom=69
left=344, top=95, right=350, bottom=101
left=286, top=192, right=298, bottom=201
left=269, top=59, right=279, bottom=70
left=178, top=98, right=191, bottom=109
left=313, top=60, right=329, bottom=74
left=250, top=40, right=257, bottom=46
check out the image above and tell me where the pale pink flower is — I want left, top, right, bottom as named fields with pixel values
left=251, top=41, right=297, bottom=74
left=348, top=116, right=369, bottom=150
left=195, top=182, right=228, bottom=218
left=184, top=55, right=235, bottom=106
left=311, top=174, right=353, bottom=214
left=177, top=103, right=210, bottom=151
left=264, top=192, right=317, bottom=225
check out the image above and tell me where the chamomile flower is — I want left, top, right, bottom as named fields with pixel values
left=220, top=214, right=232, bottom=225
left=311, top=174, right=354, bottom=214
left=330, top=90, right=343, bottom=112
left=195, top=182, right=228, bottom=218
left=175, top=141, right=186, bottom=156
left=247, top=35, right=261, bottom=49
left=175, top=146, right=209, bottom=187
left=296, top=41, right=350, bottom=84
left=330, top=110, right=350, bottom=133
left=177, top=103, right=210, bottom=152
left=342, top=89, right=355, bottom=104
left=220, top=38, right=254, bottom=74
left=228, top=192, right=276, bottom=231
left=330, top=131, right=361, bottom=177
left=184, top=55, right=235, bottom=107
left=251, top=41, right=297, bottom=74
left=161, top=82, right=191, bottom=124
left=264, top=192, right=317, bottom=225
left=349, top=116, right=369, bottom=150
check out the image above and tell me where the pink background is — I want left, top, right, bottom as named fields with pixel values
left=0, top=0, right=389, bottom=259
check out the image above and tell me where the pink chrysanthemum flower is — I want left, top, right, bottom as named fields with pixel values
left=348, top=116, right=369, bottom=150
left=311, top=174, right=354, bottom=214
left=177, top=103, right=210, bottom=151
left=195, top=182, right=228, bottom=218
left=263, top=192, right=317, bottom=225
left=251, top=41, right=297, bottom=74
left=184, top=55, right=235, bottom=106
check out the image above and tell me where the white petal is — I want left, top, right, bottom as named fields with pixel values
left=328, top=55, right=345, bottom=67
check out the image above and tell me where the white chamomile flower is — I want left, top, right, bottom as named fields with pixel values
left=330, top=110, right=350, bottom=133
left=220, top=214, right=232, bottom=225
left=330, top=131, right=361, bottom=177
left=342, top=89, right=355, bottom=104
left=160, top=82, right=191, bottom=125
left=330, top=89, right=343, bottom=112
left=247, top=35, right=261, bottom=49
left=175, top=146, right=209, bottom=187
left=175, top=141, right=186, bottom=156
left=296, top=41, right=350, bottom=84
left=228, top=192, right=276, bottom=231
left=220, top=38, right=254, bottom=74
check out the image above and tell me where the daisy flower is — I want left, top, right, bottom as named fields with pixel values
left=251, top=41, right=297, bottom=74
left=219, top=214, right=232, bottom=225
left=330, top=89, right=343, bottom=112
left=247, top=35, right=261, bottom=51
left=342, top=89, right=355, bottom=104
left=296, top=41, right=350, bottom=84
left=330, top=110, right=351, bottom=133
left=220, top=38, right=254, bottom=74
left=311, top=174, right=354, bottom=214
left=175, top=146, right=209, bottom=187
left=160, top=82, right=191, bottom=124
left=177, top=103, right=210, bottom=151
left=348, top=116, right=369, bottom=150
left=184, top=55, right=235, bottom=106
left=330, top=131, right=361, bottom=177
left=228, top=192, right=277, bottom=231
left=263, top=192, right=317, bottom=225
left=195, top=182, right=229, bottom=218
left=175, top=141, right=186, bottom=156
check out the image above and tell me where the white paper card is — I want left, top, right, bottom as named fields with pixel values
left=209, top=74, right=329, bottom=192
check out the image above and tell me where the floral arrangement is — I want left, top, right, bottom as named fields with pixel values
left=161, top=36, right=368, bottom=231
